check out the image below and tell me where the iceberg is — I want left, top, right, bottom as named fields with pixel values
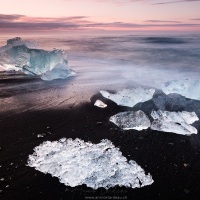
left=0, top=37, right=75, bottom=80
left=162, top=79, right=200, bottom=101
left=27, top=138, right=153, bottom=189
left=100, top=88, right=155, bottom=107
left=110, top=110, right=151, bottom=131
left=94, top=100, right=107, bottom=108
left=151, top=110, right=199, bottom=135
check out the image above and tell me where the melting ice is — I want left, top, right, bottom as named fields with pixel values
left=94, top=100, right=107, bottom=108
left=110, top=110, right=151, bottom=131
left=100, top=88, right=155, bottom=107
left=27, top=138, right=153, bottom=189
left=151, top=110, right=199, bottom=135
left=0, top=37, right=75, bottom=80
left=162, top=79, right=200, bottom=101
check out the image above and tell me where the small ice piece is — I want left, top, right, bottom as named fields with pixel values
left=100, top=88, right=155, bottom=107
left=151, top=110, right=199, bottom=135
left=94, top=100, right=107, bottom=108
left=162, top=79, right=200, bottom=101
left=41, top=63, right=76, bottom=81
left=110, top=110, right=151, bottom=131
left=37, top=133, right=46, bottom=138
left=27, top=138, right=153, bottom=189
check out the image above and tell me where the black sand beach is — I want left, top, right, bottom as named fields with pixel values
left=0, top=77, right=200, bottom=200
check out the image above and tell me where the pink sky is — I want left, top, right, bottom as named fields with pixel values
left=0, top=0, right=200, bottom=32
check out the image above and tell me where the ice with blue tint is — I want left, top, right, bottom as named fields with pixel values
left=151, top=110, right=199, bottom=135
left=162, top=79, right=200, bottom=101
left=100, top=88, right=155, bottom=107
left=41, top=63, right=76, bottom=81
left=27, top=138, right=153, bottom=189
left=0, top=37, right=75, bottom=80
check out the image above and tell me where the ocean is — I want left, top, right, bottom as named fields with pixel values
left=1, top=32, right=200, bottom=88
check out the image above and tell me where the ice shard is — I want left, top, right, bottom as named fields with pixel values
left=110, top=110, right=151, bottom=131
left=100, top=88, right=155, bottom=107
left=41, top=63, right=76, bottom=81
left=162, top=79, right=200, bottom=101
left=27, top=138, right=153, bottom=189
left=151, top=110, right=199, bottom=135
left=94, top=100, right=107, bottom=108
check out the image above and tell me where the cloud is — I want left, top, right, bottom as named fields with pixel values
left=0, top=14, right=25, bottom=21
left=0, top=21, right=79, bottom=30
left=144, top=20, right=182, bottom=23
left=74, top=0, right=200, bottom=5
left=191, top=18, right=200, bottom=20
left=152, top=0, right=200, bottom=5
left=0, top=14, right=200, bottom=31
left=0, top=15, right=88, bottom=30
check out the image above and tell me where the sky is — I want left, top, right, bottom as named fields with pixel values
left=0, top=0, right=200, bottom=33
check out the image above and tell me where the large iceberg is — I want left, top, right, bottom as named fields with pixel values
left=151, top=110, right=199, bottom=135
left=110, top=110, right=151, bottom=131
left=100, top=88, right=155, bottom=107
left=0, top=37, right=75, bottom=80
left=162, top=79, right=200, bottom=101
left=27, top=138, right=153, bottom=189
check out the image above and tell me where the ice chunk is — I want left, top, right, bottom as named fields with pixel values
left=41, top=63, right=76, bottom=81
left=27, top=138, right=153, bottom=189
left=0, top=37, right=75, bottom=80
left=6, top=37, right=37, bottom=48
left=94, top=100, right=107, bottom=108
left=151, top=110, right=199, bottom=135
left=110, top=110, right=151, bottom=131
left=162, top=79, right=200, bottom=101
left=100, top=88, right=155, bottom=107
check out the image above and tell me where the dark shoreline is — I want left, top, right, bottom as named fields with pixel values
left=0, top=90, right=200, bottom=200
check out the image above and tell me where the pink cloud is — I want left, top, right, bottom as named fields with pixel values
left=0, top=14, right=200, bottom=32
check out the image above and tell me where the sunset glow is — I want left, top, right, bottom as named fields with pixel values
left=0, top=0, right=200, bottom=32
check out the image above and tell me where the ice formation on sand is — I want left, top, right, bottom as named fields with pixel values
left=0, top=37, right=75, bottom=80
left=100, top=88, right=155, bottom=107
left=151, top=110, right=199, bottom=135
left=27, top=138, right=153, bottom=189
left=110, top=110, right=151, bottom=131
left=162, top=79, right=200, bottom=101
left=41, top=64, right=76, bottom=81
left=94, top=100, right=107, bottom=108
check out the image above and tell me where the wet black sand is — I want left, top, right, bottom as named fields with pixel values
left=0, top=81, right=200, bottom=200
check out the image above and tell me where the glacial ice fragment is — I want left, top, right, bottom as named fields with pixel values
left=94, top=100, right=107, bottom=108
left=151, top=110, right=199, bottom=135
left=100, top=88, right=155, bottom=107
left=0, top=37, right=75, bottom=80
left=110, top=110, right=151, bottom=130
left=162, top=79, right=200, bottom=101
left=41, top=63, right=76, bottom=81
left=27, top=138, right=153, bottom=189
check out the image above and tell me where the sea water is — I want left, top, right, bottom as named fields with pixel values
left=0, top=32, right=200, bottom=88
